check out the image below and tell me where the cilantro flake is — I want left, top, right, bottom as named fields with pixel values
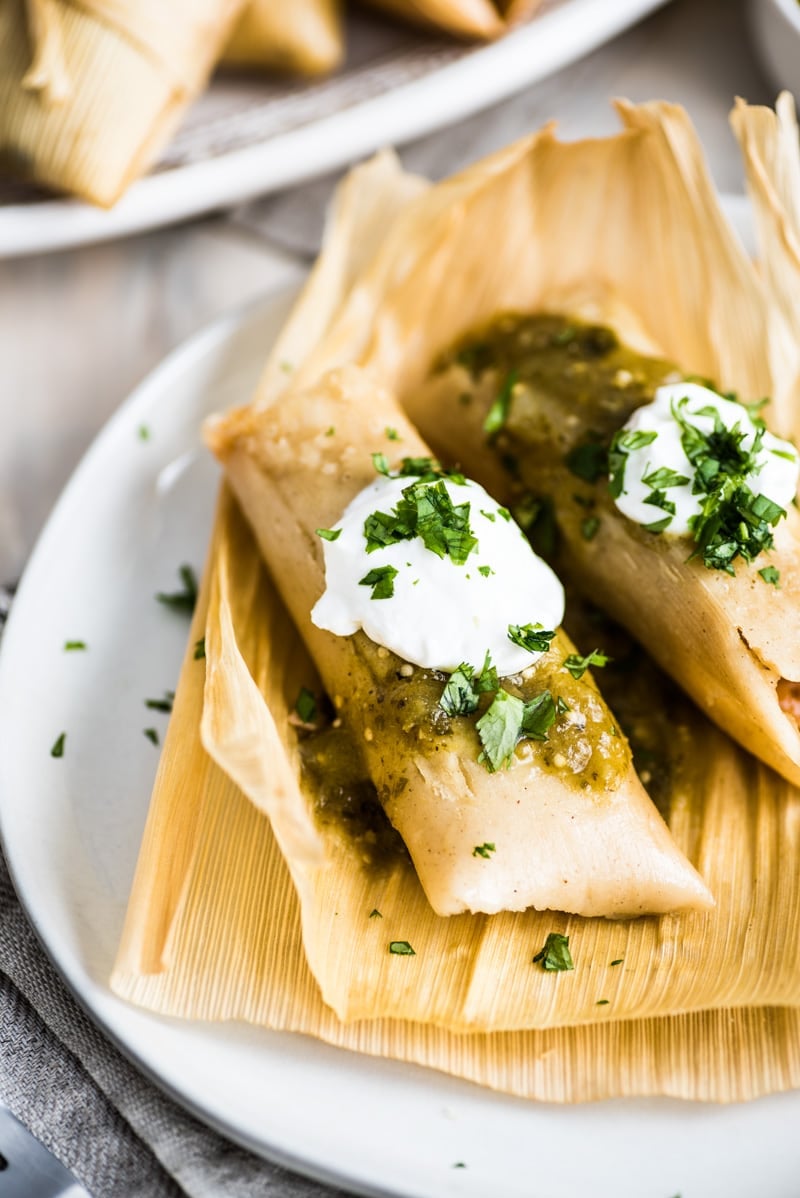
left=156, top=564, right=198, bottom=613
left=50, top=732, right=66, bottom=758
left=472, top=842, right=496, bottom=858
left=389, top=940, right=415, bottom=956
left=316, top=527, right=341, bottom=542
left=563, top=649, right=610, bottom=679
left=759, top=565, right=781, bottom=587
left=143, top=727, right=159, bottom=746
left=64, top=640, right=87, bottom=651
left=359, top=565, right=398, bottom=600
left=476, top=689, right=524, bottom=772
left=565, top=440, right=608, bottom=484
left=533, top=932, right=574, bottom=972
left=507, top=624, right=556, bottom=654
left=295, top=686, right=317, bottom=724
left=193, top=637, right=206, bottom=661
left=581, top=516, right=600, bottom=541
left=483, top=369, right=518, bottom=438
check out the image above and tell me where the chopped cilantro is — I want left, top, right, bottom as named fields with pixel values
left=483, top=369, right=518, bottom=438
left=316, top=527, right=341, bottom=542
left=63, top=640, right=87, bottom=651
left=533, top=932, right=574, bottom=972
left=156, top=564, right=198, bottom=613
left=138, top=424, right=151, bottom=441
left=477, top=565, right=494, bottom=577
left=513, top=493, right=557, bottom=558
left=145, top=691, right=174, bottom=713
left=480, top=509, right=496, bottom=523
left=359, top=565, right=398, bottom=600
left=389, top=940, right=415, bottom=956
left=143, top=727, right=159, bottom=746
left=364, top=478, right=478, bottom=565
left=759, top=565, right=781, bottom=587
left=581, top=516, right=600, bottom=541
left=497, top=507, right=511, bottom=522
left=641, top=466, right=690, bottom=490
left=50, top=732, right=66, bottom=758
left=325, top=426, right=335, bottom=437
left=507, top=624, right=556, bottom=654
left=610, top=958, right=623, bottom=966
left=385, top=427, right=400, bottom=441
left=476, top=689, right=524, bottom=771
left=555, top=695, right=570, bottom=715
left=596, top=999, right=610, bottom=1006
left=565, top=439, right=608, bottom=484
left=369, top=908, right=382, bottom=919
left=520, top=691, right=557, bottom=741
left=563, top=649, right=610, bottom=679
left=295, top=686, right=317, bottom=724
left=477, top=687, right=557, bottom=771
left=193, top=637, right=206, bottom=660
left=608, top=429, right=659, bottom=498
left=472, top=843, right=496, bottom=858
left=643, top=515, right=673, bottom=534
left=372, top=452, right=391, bottom=476
left=439, top=653, right=497, bottom=716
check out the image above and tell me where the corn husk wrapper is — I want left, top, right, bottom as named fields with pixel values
left=114, top=100, right=800, bottom=1096
left=221, top=0, right=342, bottom=74
left=0, top=0, right=247, bottom=206
left=730, top=93, right=800, bottom=442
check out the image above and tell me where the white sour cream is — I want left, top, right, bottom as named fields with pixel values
left=311, top=474, right=565, bottom=676
left=612, top=382, right=799, bottom=535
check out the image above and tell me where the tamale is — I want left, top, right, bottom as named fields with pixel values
left=406, top=313, right=800, bottom=787
left=206, top=365, right=710, bottom=918
left=0, top=0, right=248, bottom=206
left=221, top=0, right=342, bottom=75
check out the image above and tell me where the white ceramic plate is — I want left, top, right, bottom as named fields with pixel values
left=0, top=0, right=669, bottom=258
left=2, top=204, right=800, bottom=1198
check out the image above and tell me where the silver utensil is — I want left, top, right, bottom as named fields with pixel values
left=0, top=1105, right=91, bottom=1198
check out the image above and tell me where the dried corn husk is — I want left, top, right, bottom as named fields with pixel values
left=0, top=0, right=247, bottom=206
left=730, top=92, right=800, bottom=442
left=115, top=100, right=800, bottom=1097
left=221, top=0, right=342, bottom=74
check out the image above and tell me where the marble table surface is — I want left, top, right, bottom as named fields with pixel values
left=0, top=0, right=785, bottom=1192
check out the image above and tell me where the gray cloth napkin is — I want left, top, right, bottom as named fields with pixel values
left=0, top=587, right=348, bottom=1198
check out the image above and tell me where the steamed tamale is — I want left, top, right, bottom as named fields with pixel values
left=0, top=0, right=247, bottom=206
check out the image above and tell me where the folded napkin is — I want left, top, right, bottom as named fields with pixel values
left=0, top=588, right=347, bottom=1198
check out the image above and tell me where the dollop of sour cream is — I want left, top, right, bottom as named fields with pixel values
left=611, top=382, right=799, bottom=535
left=311, top=473, right=565, bottom=676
